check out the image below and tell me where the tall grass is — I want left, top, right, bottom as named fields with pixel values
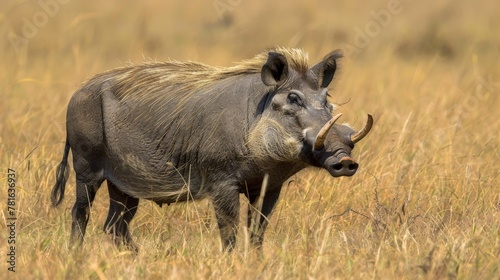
left=1, top=0, right=499, bottom=279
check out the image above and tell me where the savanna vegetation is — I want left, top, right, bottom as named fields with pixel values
left=1, top=0, right=499, bottom=279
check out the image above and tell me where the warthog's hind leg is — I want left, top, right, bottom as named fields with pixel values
left=70, top=164, right=104, bottom=247
left=103, top=181, right=139, bottom=251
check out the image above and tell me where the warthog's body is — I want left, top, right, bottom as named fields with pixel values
left=51, top=48, right=372, bottom=251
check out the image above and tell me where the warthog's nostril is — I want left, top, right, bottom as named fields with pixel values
left=332, top=163, right=344, bottom=171
left=348, top=163, right=358, bottom=171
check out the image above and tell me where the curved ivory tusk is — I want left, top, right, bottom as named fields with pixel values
left=351, top=114, right=373, bottom=144
left=313, top=113, right=342, bottom=150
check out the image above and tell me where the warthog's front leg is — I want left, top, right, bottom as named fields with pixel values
left=212, top=186, right=240, bottom=252
left=247, top=188, right=281, bottom=249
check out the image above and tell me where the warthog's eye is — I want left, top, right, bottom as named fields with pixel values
left=287, top=92, right=304, bottom=107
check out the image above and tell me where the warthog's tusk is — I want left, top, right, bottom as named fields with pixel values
left=351, top=114, right=373, bottom=144
left=314, top=113, right=342, bottom=150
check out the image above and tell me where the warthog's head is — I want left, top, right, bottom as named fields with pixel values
left=250, top=49, right=372, bottom=177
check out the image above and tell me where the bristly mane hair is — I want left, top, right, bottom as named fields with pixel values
left=97, top=47, right=310, bottom=98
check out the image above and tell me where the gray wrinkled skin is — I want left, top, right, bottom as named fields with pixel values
left=51, top=48, right=369, bottom=251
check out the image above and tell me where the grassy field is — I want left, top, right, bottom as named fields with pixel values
left=1, top=0, right=499, bottom=279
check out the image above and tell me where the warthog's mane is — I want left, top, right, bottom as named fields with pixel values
left=85, top=47, right=312, bottom=171
left=98, top=47, right=310, bottom=99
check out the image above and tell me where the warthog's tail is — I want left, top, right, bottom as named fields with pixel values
left=51, top=139, right=70, bottom=207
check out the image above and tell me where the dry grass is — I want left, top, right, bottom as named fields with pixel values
left=1, top=0, right=499, bottom=279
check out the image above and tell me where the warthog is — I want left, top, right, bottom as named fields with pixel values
left=51, top=48, right=372, bottom=251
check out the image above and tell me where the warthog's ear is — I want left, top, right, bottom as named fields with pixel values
left=310, top=49, right=343, bottom=88
left=261, top=52, right=289, bottom=86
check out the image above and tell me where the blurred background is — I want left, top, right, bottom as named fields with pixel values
left=2, top=0, right=498, bottom=70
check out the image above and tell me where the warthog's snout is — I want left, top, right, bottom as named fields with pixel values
left=330, top=156, right=358, bottom=177
left=322, top=150, right=359, bottom=177
left=313, top=114, right=372, bottom=178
